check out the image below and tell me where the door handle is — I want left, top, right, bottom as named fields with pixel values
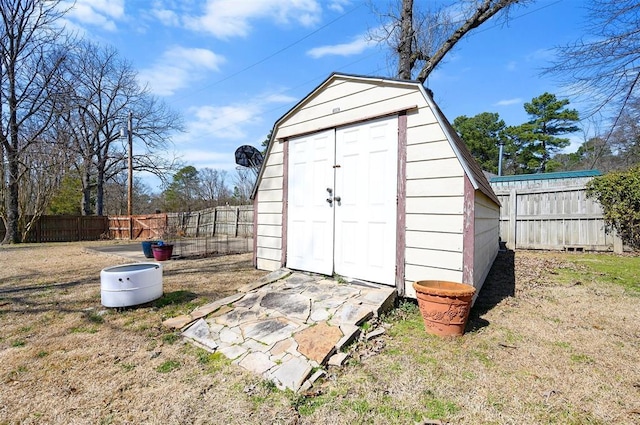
left=326, top=198, right=333, bottom=206
left=334, top=196, right=341, bottom=203
left=326, top=187, right=333, bottom=194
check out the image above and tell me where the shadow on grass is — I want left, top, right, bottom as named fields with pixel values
left=152, top=290, right=198, bottom=308
left=467, top=249, right=515, bottom=332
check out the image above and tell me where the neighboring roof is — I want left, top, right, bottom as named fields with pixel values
left=252, top=72, right=500, bottom=206
left=490, top=170, right=602, bottom=183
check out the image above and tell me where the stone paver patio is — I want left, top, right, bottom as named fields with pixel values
left=163, top=269, right=397, bottom=391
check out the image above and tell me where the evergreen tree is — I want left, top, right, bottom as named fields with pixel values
left=511, top=93, right=579, bottom=173
left=453, top=112, right=510, bottom=174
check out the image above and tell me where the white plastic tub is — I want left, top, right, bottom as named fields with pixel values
left=100, top=263, right=163, bottom=307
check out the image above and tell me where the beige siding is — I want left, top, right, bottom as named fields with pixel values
left=256, top=201, right=282, bottom=214
left=256, top=224, right=282, bottom=237
left=406, top=214, right=464, bottom=233
left=406, top=248, right=463, bottom=271
left=257, top=258, right=281, bottom=271
left=277, top=80, right=426, bottom=139
left=406, top=230, right=463, bottom=252
left=254, top=140, right=285, bottom=271
left=407, top=138, right=455, bottom=161
left=404, top=265, right=463, bottom=298
left=406, top=196, right=463, bottom=215
left=473, top=191, right=500, bottom=293
left=255, top=189, right=283, bottom=202
left=257, top=236, right=282, bottom=249
left=256, top=247, right=281, bottom=261
left=406, top=124, right=447, bottom=147
left=403, top=103, right=466, bottom=297
left=406, top=176, right=464, bottom=197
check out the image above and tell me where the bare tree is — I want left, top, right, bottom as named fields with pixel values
left=547, top=0, right=640, bottom=169
left=372, top=0, right=528, bottom=82
left=102, top=173, right=154, bottom=216
left=198, top=168, right=230, bottom=207
left=232, top=168, right=255, bottom=205
left=59, top=40, right=183, bottom=216
left=549, top=1, right=640, bottom=117
left=0, top=0, right=70, bottom=243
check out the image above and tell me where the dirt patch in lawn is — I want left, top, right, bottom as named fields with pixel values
left=0, top=242, right=639, bottom=424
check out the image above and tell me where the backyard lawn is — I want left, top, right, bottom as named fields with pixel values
left=0, top=241, right=638, bottom=424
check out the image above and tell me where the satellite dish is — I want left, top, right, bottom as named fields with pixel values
left=234, top=145, right=264, bottom=176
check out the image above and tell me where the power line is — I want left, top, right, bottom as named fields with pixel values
left=172, top=3, right=364, bottom=103
left=182, top=1, right=565, bottom=138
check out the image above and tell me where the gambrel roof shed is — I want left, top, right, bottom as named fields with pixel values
left=252, top=73, right=500, bottom=298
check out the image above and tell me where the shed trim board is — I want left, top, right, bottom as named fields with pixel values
left=463, top=175, right=475, bottom=287
left=252, top=192, right=258, bottom=267
left=395, top=112, right=407, bottom=294
left=252, top=73, right=500, bottom=299
left=281, top=140, right=289, bottom=266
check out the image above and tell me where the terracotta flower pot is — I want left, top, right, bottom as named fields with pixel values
left=151, top=243, right=173, bottom=261
left=413, top=280, right=475, bottom=337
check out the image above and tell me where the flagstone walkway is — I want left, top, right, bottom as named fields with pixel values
left=163, top=269, right=397, bottom=392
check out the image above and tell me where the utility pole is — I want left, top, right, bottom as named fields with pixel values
left=498, top=140, right=505, bottom=176
left=127, top=111, right=133, bottom=217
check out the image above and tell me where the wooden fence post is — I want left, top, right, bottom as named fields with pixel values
left=212, top=208, right=217, bottom=237
left=36, top=218, right=42, bottom=243
left=613, top=232, right=624, bottom=254
left=234, top=207, right=240, bottom=237
left=508, top=188, right=517, bottom=249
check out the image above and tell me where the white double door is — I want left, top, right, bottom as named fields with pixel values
left=286, top=116, right=398, bottom=285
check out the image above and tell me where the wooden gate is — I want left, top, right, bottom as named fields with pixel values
left=109, top=214, right=168, bottom=240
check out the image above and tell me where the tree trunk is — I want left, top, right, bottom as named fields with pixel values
left=397, top=0, right=414, bottom=80
left=416, top=0, right=517, bottom=83
left=95, top=168, right=104, bottom=216
left=81, top=164, right=92, bottom=216
left=3, top=146, right=20, bottom=243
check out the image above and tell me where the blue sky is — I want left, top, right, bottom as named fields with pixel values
left=62, top=0, right=588, bottom=191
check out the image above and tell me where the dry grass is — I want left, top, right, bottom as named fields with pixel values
left=0, top=242, right=639, bottom=424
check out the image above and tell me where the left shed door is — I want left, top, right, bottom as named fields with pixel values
left=286, top=129, right=335, bottom=275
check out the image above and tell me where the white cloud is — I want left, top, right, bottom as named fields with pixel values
left=176, top=91, right=296, bottom=147
left=61, top=0, right=124, bottom=31
left=183, top=0, right=322, bottom=38
left=307, top=33, right=373, bottom=58
left=526, top=48, right=555, bottom=63
left=151, top=8, right=180, bottom=26
left=178, top=149, right=235, bottom=171
left=139, top=46, right=225, bottom=96
left=494, top=98, right=522, bottom=107
left=328, top=0, right=351, bottom=13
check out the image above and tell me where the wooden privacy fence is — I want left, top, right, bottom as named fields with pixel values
left=0, top=215, right=108, bottom=243
left=490, top=171, right=623, bottom=253
left=108, top=205, right=254, bottom=240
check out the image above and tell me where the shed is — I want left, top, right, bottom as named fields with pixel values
left=251, top=73, right=500, bottom=299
